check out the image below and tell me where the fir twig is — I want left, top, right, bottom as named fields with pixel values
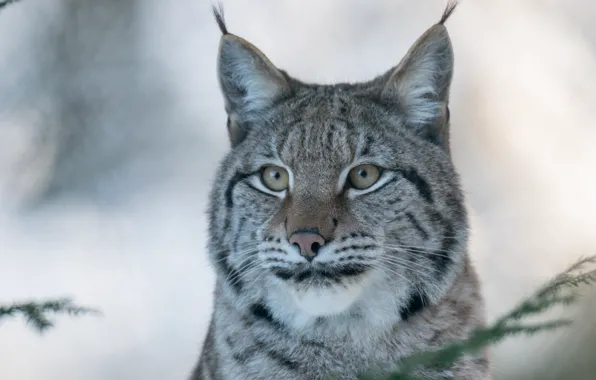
left=0, top=298, right=101, bottom=333
left=356, top=255, right=596, bottom=380
left=0, top=0, right=22, bottom=11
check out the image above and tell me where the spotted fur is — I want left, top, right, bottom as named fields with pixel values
left=190, top=2, right=491, bottom=379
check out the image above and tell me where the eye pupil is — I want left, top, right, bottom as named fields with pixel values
left=348, top=164, right=381, bottom=190
left=261, top=166, right=289, bottom=192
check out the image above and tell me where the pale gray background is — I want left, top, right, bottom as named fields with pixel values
left=1, top=0, right=595, bottom=379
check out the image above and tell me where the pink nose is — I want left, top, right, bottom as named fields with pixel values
left=289, top=231, right=326, bottom=261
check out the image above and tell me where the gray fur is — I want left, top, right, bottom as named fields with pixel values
left=191, top=2, right=490, bottom=379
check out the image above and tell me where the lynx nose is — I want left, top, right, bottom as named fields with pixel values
left=289, top=231, right=326, bottom=262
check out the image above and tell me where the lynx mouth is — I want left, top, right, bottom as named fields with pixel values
left=283, top=265, right=372, bottom=316
left=272, top=263, right=370, bottom=285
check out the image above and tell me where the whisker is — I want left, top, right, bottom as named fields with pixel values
left=377, top=254, right=422, bottom=269
left=378, top=255, right=432, bottom=271
left=376, top=256, right=429, bottom=278
left=378, top=262, right=443, bottom=296
left=383, top=243, right=456, bottom=254
left=209, top=248, right=261, bottom=266
left=227, top=262, right=263, bottom=289
left=376, top=256, right=448, bottom=296
left=241, top=266, right=269, bottom=290
left=222, top=255, right=263, bottom=284
left=210, top=241, right=261, bottom=252
left=209, top=243, right=261, bottom=256
left=372, top=262, right=415, bottom=287
left=400, top=249, right=454, bottom=260
left=392, top=242, right=461, bottom=251
left=382, top=245, right=454, bottom=259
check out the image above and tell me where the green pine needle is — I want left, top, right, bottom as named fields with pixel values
left=0, top=0, right=21, bottom=11
left=0, top=298, right=100, bottom=333
left=3, top=257, right=595, bottom=378
left=354, top=255, right=596, bottom=380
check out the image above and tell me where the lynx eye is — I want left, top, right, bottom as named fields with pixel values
left=348, top=164, right=381, bottom=190
left=261, top=166, right=289, bottom=192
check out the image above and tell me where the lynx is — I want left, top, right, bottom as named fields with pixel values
left=191, top=2, right=490, bottom=379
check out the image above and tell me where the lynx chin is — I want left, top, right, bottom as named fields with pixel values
left=190, top=2, right=491, bottom=379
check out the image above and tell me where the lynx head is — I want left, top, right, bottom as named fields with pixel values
left=208, top=3, right=468, bottom=320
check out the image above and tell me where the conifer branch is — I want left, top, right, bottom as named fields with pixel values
left=0, top=298, right=100, bottom=333
left=356, top=255, right=596, bottom=380
left=0, top=0, right=22, bottom=11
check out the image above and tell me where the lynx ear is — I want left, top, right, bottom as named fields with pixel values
left=217, top=34, right=290, bottom=146
left=380, top=24, right=454, bottom=148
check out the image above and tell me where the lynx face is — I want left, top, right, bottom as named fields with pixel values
left=208, top=17, right=468, bottom=318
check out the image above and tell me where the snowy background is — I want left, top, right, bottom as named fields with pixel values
left=1, top=0, right=595, bottom=379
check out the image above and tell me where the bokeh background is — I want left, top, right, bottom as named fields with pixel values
left=1, top=0, right=595, bottom=379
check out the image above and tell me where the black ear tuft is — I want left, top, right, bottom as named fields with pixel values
left=439, top=1, right=458, bottom=25
left=212, top=2, right=229, bottom=35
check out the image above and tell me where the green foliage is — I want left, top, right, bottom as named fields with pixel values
left=0, top=298, right=100, bottom=333
left=356, top=256, right=596, bottom=380
left=3, top=257, right=594, bottom=378
left=0, top=0, right=21, bottom=11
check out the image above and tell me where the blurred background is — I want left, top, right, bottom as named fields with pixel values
left=1, top=0, right=595, bottom=379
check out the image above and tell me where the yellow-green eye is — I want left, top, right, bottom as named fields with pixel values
left=348, top=164, right=381, bottom=190
left=261, top=166, right=289, bottom=192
